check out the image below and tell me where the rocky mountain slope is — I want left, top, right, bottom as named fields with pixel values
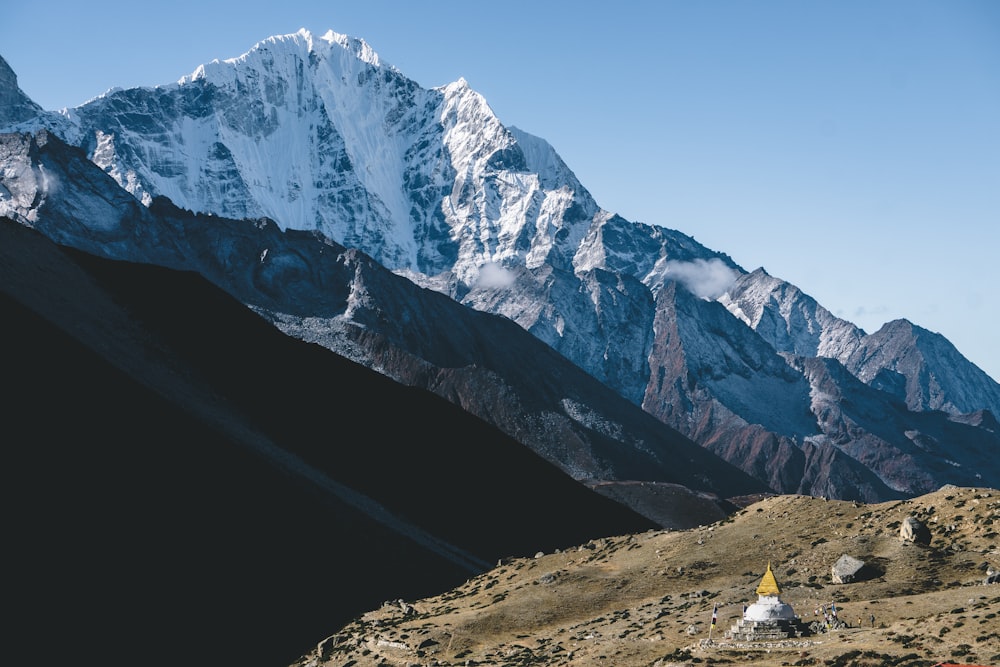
left=2, top=29, right=999, bottom=502
left=292, top=485, right=1000, bottom=667
left=0, top=129, right=770, bottom=526
left=1, top=214, right=673, bottom=667
left=722, top=268, right=1000, bottom=418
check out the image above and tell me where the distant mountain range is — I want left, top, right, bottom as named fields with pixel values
left=4, top=30, right=996, bottom=505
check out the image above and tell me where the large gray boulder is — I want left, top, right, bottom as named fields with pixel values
left=899, top=516, right=931, bottom=545
left=831, top=554, right=867, bottom=584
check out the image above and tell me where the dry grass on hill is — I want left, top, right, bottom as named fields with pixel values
left=292, top=486, right=1000, bottom=667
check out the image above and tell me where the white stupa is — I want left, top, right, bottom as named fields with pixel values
left=744, top=561, right=796, bottom=621
left=727, top=562, right=809, bottom=641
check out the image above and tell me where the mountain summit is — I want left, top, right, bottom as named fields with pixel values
left=0, top=55, right=43, bottom=126
left=2, top=28, right=998, bottom=505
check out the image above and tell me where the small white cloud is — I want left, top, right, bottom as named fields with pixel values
left=38, top=165, right=60, bottom=197
left=475, top=261, right=517, bottom=289
left=851, top=305, right=890, bottom=320
left=665, top=258, right=738, bottom=299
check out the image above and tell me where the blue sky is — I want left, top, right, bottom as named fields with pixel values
left=3, top=1, right=999, bottom=381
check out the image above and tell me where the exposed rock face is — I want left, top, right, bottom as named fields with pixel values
left=845, top=319, right=1000, bottom=417
left=641, top=282, right=918, bottom=502
left=720, top=267, right=866, bottom=363
left=831, top=554, right=867, bottom=584
left=724, top=269, right=1000, bottom=420
left=900, top=516, right=932, bottom=545
left=0, top=56, right=43, bottom=127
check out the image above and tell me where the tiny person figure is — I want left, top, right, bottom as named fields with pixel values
left=869, top=613, right=875, bottom=628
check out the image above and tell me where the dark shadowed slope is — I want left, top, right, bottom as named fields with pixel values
left=0, top=217, right=656, bottom=667
left=0, top=129, right=771, bottom=526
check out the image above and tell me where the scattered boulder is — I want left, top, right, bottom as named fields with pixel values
left=900, top=516, right=931, bottom=545
left=986, top=568, right=999, bottom=585
left=381, top=599, right=416, bottom=615
left=831, top=554, right=867, bottom=584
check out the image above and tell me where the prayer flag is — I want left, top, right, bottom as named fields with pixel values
left=711, top=604, right=717, bottom=628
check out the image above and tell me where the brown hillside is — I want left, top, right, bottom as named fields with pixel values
left=292, top=486, right=1000, bottom=667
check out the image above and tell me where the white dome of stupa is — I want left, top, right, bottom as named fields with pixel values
left=744, top=594, right=797, bottom=621
left=742, top=562, right=797, bottom=622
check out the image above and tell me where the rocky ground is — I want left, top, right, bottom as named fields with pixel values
left=290, top=486, right=1000, bottom=667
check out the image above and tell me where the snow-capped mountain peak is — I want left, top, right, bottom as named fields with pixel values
left=0, top=55, right=44, bottom=126
left=23, top=29, right=622, bottom=287
left=183, top=28, right=390, bottom=85
left=2, top=29, right=997, bottom=504
left=320, top=28, right=385, bottom=68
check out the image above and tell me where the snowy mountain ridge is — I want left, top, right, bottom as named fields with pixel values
left=2, top=29, right=998, bottom=501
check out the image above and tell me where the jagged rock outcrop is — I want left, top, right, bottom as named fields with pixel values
left=720, top=267, right=866, bottom=363
left=845, top=319, right=1000, bottom=418
left=641, top=281, right=906, bottom=501
left=721, top=269, right=1000, bottom=419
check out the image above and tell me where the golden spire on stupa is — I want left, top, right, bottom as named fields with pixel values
left=755, top=561, right=782, bottom=597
